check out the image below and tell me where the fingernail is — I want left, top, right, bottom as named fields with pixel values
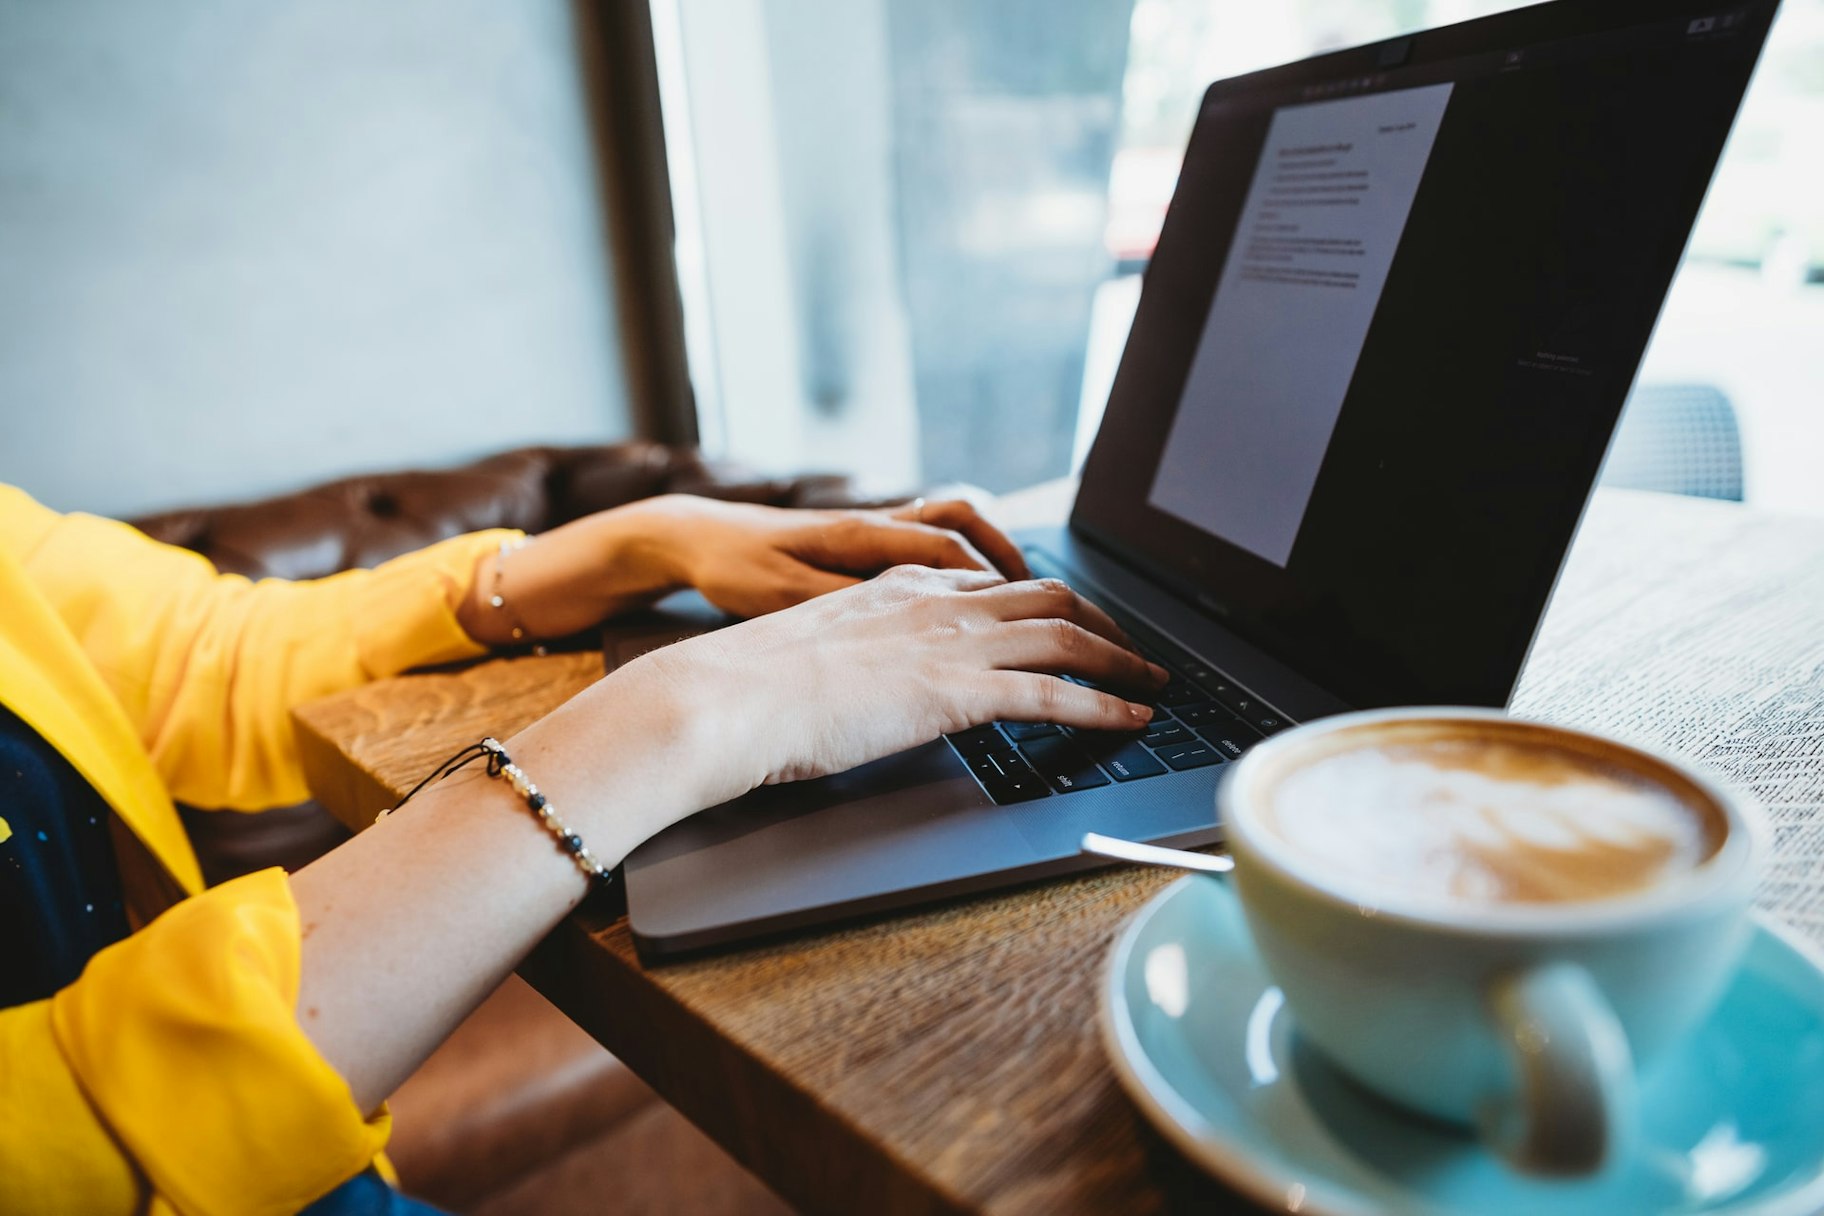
left=1129, top=702, right=1153, bottom=723
left=1148, top=662, right=1169, bottom=683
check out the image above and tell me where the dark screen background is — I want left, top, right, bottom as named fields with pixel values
left=1074, top=0, right=1773, bottom=709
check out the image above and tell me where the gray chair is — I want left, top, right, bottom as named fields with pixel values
left=1601, top=383, right=1744, bottom=501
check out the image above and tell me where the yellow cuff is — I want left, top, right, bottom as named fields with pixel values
left=351, top=529, right=521, bottom=678
left=51, top=869, right=387, bottom=1216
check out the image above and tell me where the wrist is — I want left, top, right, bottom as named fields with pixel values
left=609, top=494, right=701, bottom=596
left=503, top=651, right=732, bottom=850
left=456, top=501, right=700, bottom=646
left=455, top=535, right=525, bottom=647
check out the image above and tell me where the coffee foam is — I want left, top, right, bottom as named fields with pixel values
left=1262, top=732, right=1724, bottom=906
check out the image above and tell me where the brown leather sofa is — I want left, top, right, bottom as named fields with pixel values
left=128, top=441, right=843, bottom=1215
left=131, top=440, right=865, bottom=582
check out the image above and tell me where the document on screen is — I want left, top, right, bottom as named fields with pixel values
left=1148, top=83, right=1454, bottom=567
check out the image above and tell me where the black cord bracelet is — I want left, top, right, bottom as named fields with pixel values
left=380, top=737, right=614, bottom=887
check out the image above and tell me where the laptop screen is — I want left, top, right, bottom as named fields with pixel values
left=1073, top=0, right=1775, bottom=710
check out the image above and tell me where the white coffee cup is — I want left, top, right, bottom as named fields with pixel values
left=1218, top=707, right=1764, bottom=1176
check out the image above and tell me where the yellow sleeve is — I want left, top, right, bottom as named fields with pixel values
left=3, top=486, right=514, bottom=810
left=0, top=998, right=141, bottom=1214
left=0, top=869, right=386, bottom=1216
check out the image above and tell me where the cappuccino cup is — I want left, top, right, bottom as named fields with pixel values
left=1218, top=708, right=1764, bottom=1176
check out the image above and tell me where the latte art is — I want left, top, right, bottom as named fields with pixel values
left=1263, top=735, right=1723, bottom=905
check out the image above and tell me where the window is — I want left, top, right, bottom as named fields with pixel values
left=661, top=0, right=1824, bottom=513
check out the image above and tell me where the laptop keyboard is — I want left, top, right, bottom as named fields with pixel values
left=943, top=552, right=1292, bottom=806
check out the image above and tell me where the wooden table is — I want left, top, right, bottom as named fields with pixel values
left=295, top=484, right=1824, bottom=1215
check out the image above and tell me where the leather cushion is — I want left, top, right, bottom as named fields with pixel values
left=130, top=443, right=868, bottom=581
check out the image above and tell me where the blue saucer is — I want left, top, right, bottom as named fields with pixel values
left=1100, top=876, right=1824, bottom=1216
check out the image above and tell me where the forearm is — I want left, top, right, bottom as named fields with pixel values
left=288, top=670, right=713, bottom=1112
left=453, top=491, right=1036, bottom=646
left=292, top=566, right=1158, bottom=1113
left=455, top=497, right=699, bottom=645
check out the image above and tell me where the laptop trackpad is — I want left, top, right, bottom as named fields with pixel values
left=625, top=740, right=1032, bottom=940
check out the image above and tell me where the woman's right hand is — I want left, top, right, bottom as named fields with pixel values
left=686, top=565, right=1170, bottom=797
left=548, top=565, right=1169, bottom=818
left=295, top=564, right=1166, bottom=1112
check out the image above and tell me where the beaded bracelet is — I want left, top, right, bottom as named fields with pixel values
left=378, top=737, right=614, bottom=887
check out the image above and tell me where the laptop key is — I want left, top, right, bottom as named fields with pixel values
left=1252, top=712, right=1288, bottom=735
left=1220, top=696, right=1286, bottom=734
left=1215, top=690, right=1262, bottom=720
left=1198, top=729, right=1249, bottom=761
left=1099, top=740, right=1167, bottom=781
left=1222, top=713, right=1263, bottom=741
left=1073, top=731, right=1169, bottom=781
left=1003, top=721, right=1065, bottom=742
left=947, top=726, right=1010, bottom=759
left=1013, top=550, right=1281, bottom=744
left=1140, top=721, right=1192, bottom=749
left=979, top=758, right=1050, bottom=804
left=1194, top=710, right=1261, bottom=760
left=1174, top=701, right=1236, bottom=730
left=1156, top=740, right=1223, bottom=770
left=962, top=747, right=1025, bottom=784
left=1020, top=736, right=1112, bottom=794
left=1157, top=680, right=1209, bottom=708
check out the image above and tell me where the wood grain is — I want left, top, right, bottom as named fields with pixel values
left=295, top=651, right=605, bottom=833
left=294, top=484, right=1824, bottom=1216
left=520, top=863, right=1249, bottom=1216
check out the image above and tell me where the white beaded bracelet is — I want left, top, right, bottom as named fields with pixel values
left=377, top=736, right=614, bottom=888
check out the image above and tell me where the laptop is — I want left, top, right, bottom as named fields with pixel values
left=623, top=0, right=1777, bottom=959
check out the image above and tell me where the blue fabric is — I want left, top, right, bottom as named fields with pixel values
left=0, top=701, right=130, bottom=1007
left=302, top=1171, right=450, bottom=1216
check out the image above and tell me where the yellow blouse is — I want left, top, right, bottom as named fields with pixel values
left=0, top=485, right=512, bottom=1215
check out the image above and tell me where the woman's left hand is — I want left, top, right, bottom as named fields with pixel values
left=458, top=493, right=1032, bottom=642
left=641, top=494, right=1030, bottom=617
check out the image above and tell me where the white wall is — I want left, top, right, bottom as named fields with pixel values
left=0, top=0, right=634, bottom=518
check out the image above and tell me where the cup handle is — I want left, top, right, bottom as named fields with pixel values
left=1478, top=962, right=1634, bottom=1176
